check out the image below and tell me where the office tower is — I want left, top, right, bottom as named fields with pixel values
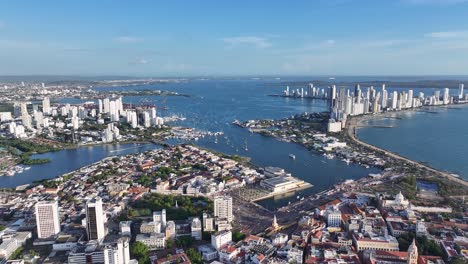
left=35, top=200, right=61, bottom=239
left=459, top=83, right=465, bottom=99
left=86, top=197, right=106, bottom=241
left=214, top=195, right=233, bottom=222
left=42, top=97, right=51, bottom=115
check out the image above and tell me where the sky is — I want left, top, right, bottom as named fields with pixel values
left=1, top=0, right=468, bottom=76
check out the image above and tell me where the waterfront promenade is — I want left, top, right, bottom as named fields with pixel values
left=346, top=114, right=468, bottom=188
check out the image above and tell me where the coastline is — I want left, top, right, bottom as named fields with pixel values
left=345, top=109, right=468, bottom=188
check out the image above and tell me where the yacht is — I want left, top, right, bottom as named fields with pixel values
left=289, top=154, right=296, bottom=160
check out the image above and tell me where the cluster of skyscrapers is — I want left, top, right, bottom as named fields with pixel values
left=2, top=94, right=164, bottom=141
left=283, top=83, right=329, bottom=99
left=326, top=83, right=466, bottom=132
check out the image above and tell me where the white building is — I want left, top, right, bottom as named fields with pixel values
left=191, top=218, right=202, bottom=240
left=214, top=196, right=233, bottom=223
left=153, top=209, right=166, bottom=229
left=86, top=197, right=106, bottom=241
left=136, top=233, right=165, bottom=249
left=35, top=200, right=61, bottom=239
left=42, top=97, right=51, bottom=115
left=165, top=221, right=176, bottom=240
left=211, top=230, right=232, bottom=250
left=119, top=221, right=131, bottom=237
left=325, top=206, right=342, bottom=227
left=202, top=213, right=215, bottom=232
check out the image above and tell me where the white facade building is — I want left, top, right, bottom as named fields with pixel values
left=35, top=200, right=61, bottom=238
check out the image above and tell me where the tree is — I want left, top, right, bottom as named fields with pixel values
left=130, top=242, right=149, bottom=264
left=232, top=231, right=246, bottom=242
left=176, top=236, right=194, bottom=248
left=186, top=248, right=203, bottom=264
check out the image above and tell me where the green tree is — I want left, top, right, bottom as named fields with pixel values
left=232, top=231, right=246, bottom=242
left=176, top=236, right=194, bottom=248
left=186, top=248, right=203, bottom=264
left=130, top=242, right=149, bottom=264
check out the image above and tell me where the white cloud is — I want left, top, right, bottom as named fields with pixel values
left=325, top=39, right=336, bottom=45
left=424, top=30, right=468, bottom=38
left=222, top=36, right=272, bottom=48
left=115, top=36, right=143, bottom=43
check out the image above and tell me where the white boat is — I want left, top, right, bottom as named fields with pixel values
left=289, top=154, right=296, bottom=160
left=24, top=167, right=31, bottom=170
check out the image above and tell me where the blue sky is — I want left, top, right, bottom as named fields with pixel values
left=1, top=0, right=468, bottom=76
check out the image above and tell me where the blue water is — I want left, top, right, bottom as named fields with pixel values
left=0, top=143, right=159, bottom=188
left=358, top=105, right=468, bottom=180
left=1, top=78, right=380, bottom=209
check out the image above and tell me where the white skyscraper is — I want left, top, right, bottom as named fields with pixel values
left=459, top=83, right=465, bottom=99
left=443, top=88, right=450, bottom=105
left=86, top=197, right=106, bottom=241
left=98, top=99, right=103, bottom=114
left=214, top=195, right=233, bottom=222
left=391, top=91, right=398, bottom=110
left=103, top=98, right=110, bottom=113
left=35, top=200, right=61, bottom=239
left=42, top=97, right=51, bottom=115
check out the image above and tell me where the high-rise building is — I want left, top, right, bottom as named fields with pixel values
left=86, top=197, right=106, bottom=241
left=443, top=88, right=450, bottom=105
left=214, top=195, right=233, bottom=222
left=35, top=200, right=61, bottom=239
left=98, top=99, right=103, bottom=114
left=391, top=91, right=398, bottom=109
left=459, top=83, right=465, bottom=99
left=42, top=97, right=51, bottom=115
left=103, top=98, right=110, bottom=113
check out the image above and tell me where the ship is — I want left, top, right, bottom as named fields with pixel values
left=289, top=154, right=296, bottom=160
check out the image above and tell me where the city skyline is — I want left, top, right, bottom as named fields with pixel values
left=1, top=0, right=468, bottom=76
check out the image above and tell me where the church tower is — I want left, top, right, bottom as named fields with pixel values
left=272, top=214, right=279, bottom=229
left=407, top=239, right=418, bottom=264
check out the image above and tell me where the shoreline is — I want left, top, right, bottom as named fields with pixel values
left=345, top=108, right=468, bottom=188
